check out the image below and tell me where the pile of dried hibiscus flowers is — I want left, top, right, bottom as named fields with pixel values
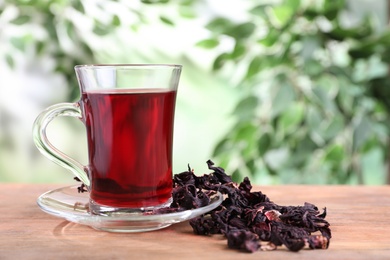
left=158, top=160, right=331, bottom=253
left=76, top=160, right=331, bottom=253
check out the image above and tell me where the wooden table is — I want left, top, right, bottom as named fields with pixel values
left=1, top=184, right=389, bottom=259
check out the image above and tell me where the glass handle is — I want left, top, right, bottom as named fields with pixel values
left=32, top=103, right=90, bottom=187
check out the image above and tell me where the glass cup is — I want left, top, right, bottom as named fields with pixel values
left=33, top=64, right=182, bottom=216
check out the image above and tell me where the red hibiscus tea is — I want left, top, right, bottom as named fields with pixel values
left=81, top=89, right=176, bottom=209
left=33, top=64, right=182, bottom=220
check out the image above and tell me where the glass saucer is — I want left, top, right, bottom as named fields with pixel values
left=37, top=185, right=223, bottom=233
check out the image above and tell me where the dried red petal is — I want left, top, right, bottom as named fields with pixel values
left=170, top=161, right=331, bottom=253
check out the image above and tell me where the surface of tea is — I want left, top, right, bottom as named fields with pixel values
left=81, top=88, right=176, bottom=208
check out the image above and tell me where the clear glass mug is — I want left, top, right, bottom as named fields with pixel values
left=33, top=64, right=182, bottom=215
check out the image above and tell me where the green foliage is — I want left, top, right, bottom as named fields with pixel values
left=3, top=0, right=389, bottom=184
left=197, top=0, right=390, bottom=184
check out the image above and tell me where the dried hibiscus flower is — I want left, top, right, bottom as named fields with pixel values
left=173, top=160, right=331, bottom=253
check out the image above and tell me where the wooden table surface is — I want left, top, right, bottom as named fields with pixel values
left=1, top=183, right=389, bottom=259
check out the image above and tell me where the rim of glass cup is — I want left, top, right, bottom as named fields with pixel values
left=74, top=64, right=182, bottom=70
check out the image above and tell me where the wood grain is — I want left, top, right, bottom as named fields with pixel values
left=1, top=184, right=389, bottom=259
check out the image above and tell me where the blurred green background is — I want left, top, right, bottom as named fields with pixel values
left=1, top=0, right=390, bottom=185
